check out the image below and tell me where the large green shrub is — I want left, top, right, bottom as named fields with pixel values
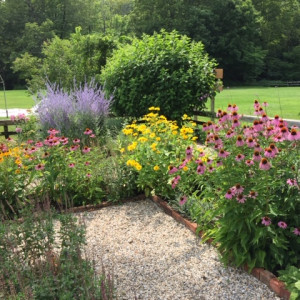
left=101, top=30, right=218, bottom=121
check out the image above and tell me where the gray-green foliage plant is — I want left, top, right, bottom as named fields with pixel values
left=101, top=30, right=218, bottom=121
left=0, top=208, right=115, bottom=299
left=278, top=266, right=300, bottom=300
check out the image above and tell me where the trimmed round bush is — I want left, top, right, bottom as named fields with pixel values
left=101, top=30, right=218, bottom=120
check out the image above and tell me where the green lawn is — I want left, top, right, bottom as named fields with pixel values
left=212, top=86, right=300, bottom=120
left=0, top=90, right=35, bottom=109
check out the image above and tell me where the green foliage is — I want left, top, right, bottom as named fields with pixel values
left=0, top=209, right=115, bottom=299
left=101, top=30, right=218, bottom=121
left=278, top=266, right=300, bottom=300
left=13, top=29, right=117, bottom=92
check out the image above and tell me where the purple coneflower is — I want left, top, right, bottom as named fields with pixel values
left=259, top=158, right=271, bottom=170
left=293, top=228, right=300, bottom=236
left=225, top=189, right=233, bottom=199
left=236, top=194, right=246, bottom=203
left=235, top=154, right=245, bottom=162
left=261, top=216, right=271, bottom=226
left=16, top=127, right=22, bottom=133
left=278, top=221, right=287, bottom=229
left=82, top=146, right=91, bottom=153
left=218, top=149, right=230, bottom=158
left=236, top=136, right=244, bottom=147
left=86, top=173, right=92, bottom=178
left=248, top=191, right=258, bottom=199
left=73, top=138, right=81, bottom=144
left=84, top=128, right=93, bottom=135
left=35, top=164, right=45, bottom=171
left=69, top=163, right=75, bottom=168
left=179, top=196, right=188, bottom=206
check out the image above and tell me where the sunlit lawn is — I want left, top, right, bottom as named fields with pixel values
left=211, top=86, right=300, bottom=120
left=0, top=90, right=35, bottom=109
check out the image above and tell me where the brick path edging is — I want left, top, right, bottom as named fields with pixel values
left=150, top=195, right=291, bottom=300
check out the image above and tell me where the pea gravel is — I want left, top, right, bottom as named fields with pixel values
left=77, top=199, right=280, bottom=300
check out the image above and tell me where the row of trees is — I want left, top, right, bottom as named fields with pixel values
left=1, top=0, right=299, bottom=88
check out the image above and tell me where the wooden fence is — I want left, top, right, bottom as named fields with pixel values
left=0, top=119, right=18, bottom=139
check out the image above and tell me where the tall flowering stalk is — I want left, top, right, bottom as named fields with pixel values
left=36, top=80, right=113, bottom=140
left=170, top=101, right=299, bottom=272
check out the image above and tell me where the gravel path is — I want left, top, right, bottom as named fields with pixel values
left=77, top=199, right=280, bottom=300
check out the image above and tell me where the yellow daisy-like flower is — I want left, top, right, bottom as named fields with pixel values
left=138, top=137, right=148, bottom=143
left=122, top=128, right=133, bottom=135
left=148, top=107, right=160, bottom=111
left=182, top=114, right=191, bottom=120
left=183, top=166, right=189, bottom=171
left=153, top=165, right=160, bottom=171
left=127, top=142, right=138, bottom=151
left=156, top=137, right=161, bottom=141
left=192, top=136, right=198, bottom=141
left=151, top=143, right=157, bottom=151
left=126, top=159, right=142, bottom=171
left=120, top=148, right=125, bottom=153
left=172, top=131, right=178, bottom=135
left=150, top=132, right=156, bottom=138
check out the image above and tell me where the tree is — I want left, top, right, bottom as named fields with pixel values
left=101, top=30, right=218, bottom=120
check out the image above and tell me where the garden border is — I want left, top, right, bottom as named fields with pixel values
left=65, top=194, right=291, bottom=300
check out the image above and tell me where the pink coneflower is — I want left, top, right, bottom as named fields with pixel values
left=293, top=228, right=300, bottom=236
left=232, top=118, right=240, bottom=128
left=231, top=111, right=240, bottom=120
left=232, top=184, right=244, bottom=195
left=84, top=128, right=93, bottom=135
left=254, top=100, right=260, bottom=109
left=287, top=179, right=298, bottom=187
left=179, top=196, right=188, bottom=206
left=35, top=164, right=45, bottom=171
left=30, top=147, right=37, bottom=153
left=208, top=166, right=215, bottom=173
left=232, top=104, right=239, bottom=112
left=235, top=154, right=245, bottom=162
left=264, top=147, right=275, bottom=158
left=263, top=101, right=269, bottom=107
left=35, top=141, right=43, bottom=148
left=84, top=161, right=91, bottom=166
left=254, top=143, right=263, bottom=152
left=43, top=152, right=50, bottom=158
left=225, top=130, right=235, bottom=139
left=280, top=127, right=289, bottom=138
left=236, top=194, right=246, bottom=203
left=186, top=146, right=193, bottom=159
left=86, top=173, right=92, bottom=178
left=70, top=145, right=79, bottom=151
left=82, top=146, right=91, bottom=153
left=10, top=115, right=16, bottom=121
left=248, top=191, right=258, bottom=199
left=253, top=151, right=262, bottom=162
left=47, top=128, right=59, bottom=135
left=73, top=138, right=81, bottom=144
left=27, top=139, right=34, bottom=144
left=198, top=151, right=205, bottom=157
left=60, top=136, right=69, bottom=144
left=261, top=216, right=271, bottom=226
left=69, top=163, right=75, bottom=168
left=90, top=134, right=96, bottom=138
left=236, top=136, right=244, bottom=147
left=216, top=109, right=223, bottom=118
left=288, top=128, right=300, bottom=141
left=218, top=149, right=230, bottom=158
left=246, top=137, right=255, bottom=148
left=225, top=189, right=233, bottom=199
left=213, top=135, right=222, bottom=145
left=259, top=158, right=271, bottom=170
left=16, top=127, right=22, bottom=133
left=278, top=221, right=287, bottom=229
left=171, top=175, right=181, bottom=189
left=197, top=162, right=206, bottom=174
left=269, top=143, right=278, bottom=155
left=206, top=158, right=213, bottom=165
left=253, top=120, right=263, bottom=132
left=169, top=166, right=178, bottom=175
left=261, top=113, right=269, bottom=122
left=216, top=160, right=223, bottom=167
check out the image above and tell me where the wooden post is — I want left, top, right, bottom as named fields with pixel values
left=210, top=96, right=215, bottom=121
left=4, top=124, right=9, bottom=139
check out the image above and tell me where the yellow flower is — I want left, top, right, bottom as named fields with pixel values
left=126, top=159, right=142, bottom=171
left=151, top=143, right=157, bottom=151
left=148, top=107, right=160, bottom=111
left=183, top=166, right=189, bottom=171
left=182, top=114, right=191, bottom=120
left=192, top=136, right=198, bottom=141
left=150, top=132, right=156, bottom=138
left=156, top=137, right=161, bottom=141
left=153, top=165, right=160, bottom=171
left=172, top=131, right=178, bottom=135
left=138, top=137, right=148, bottom=143
left=122, top=128, right=133, bottom=135
left=15, top=169, right=21, bottom=174
left=127, top=142, right=138, bottom=151
left=120, top=148, right=125, bottom=153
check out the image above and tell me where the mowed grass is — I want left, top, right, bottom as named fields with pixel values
left=0, top=90, right=35, bottom=109
left=212, top=86, right=300, bottom=120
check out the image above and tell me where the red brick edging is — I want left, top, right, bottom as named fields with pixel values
left=150, top=195, right=291, bottom=300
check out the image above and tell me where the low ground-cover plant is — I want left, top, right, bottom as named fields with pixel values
left=169, top=101, right=299, bottom=272
left=120, top=107, right=202, bottom=198
left=35, top=80, right=113, bottom=140
left=0, top=207, right=115, bottom=299
left=278, top=266, right=300, bottom=300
